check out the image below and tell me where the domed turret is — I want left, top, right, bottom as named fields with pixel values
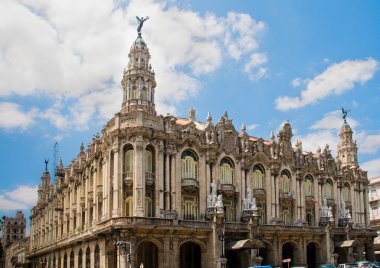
left=336, top=108, right=358, bottom=168
left=121, top=16, right=156, bottom=115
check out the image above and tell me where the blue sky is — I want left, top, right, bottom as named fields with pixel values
left=0, top=0, right=380, bottom=232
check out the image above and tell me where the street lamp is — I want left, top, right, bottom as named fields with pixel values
left=114, top=240, right=132, bottom=268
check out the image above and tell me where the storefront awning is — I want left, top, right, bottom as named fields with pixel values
left=336, top=240, right=356, bottom=248
left=226, top=239, right=265, bottom=250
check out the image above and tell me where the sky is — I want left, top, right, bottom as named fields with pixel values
left=0, top=0, right=380, bottom=233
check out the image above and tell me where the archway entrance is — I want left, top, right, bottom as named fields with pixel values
left=282, top=242, right=294, bottom=268
left=137, top=241, right=158, bottom=268
left=180, top=242, right=201, bottom=268
left=226, top=250, right=249, bottom=268
left=307, top=243, right=317, bottom=268
left=106, top=241, right=117, bottom=268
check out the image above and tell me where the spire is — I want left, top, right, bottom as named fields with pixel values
left=189, top=107, right=196, bottom=121
left=206, top=112, right=212, bottom=125
left=121, top=16, right=156, bottom=115
left=241, top=122, right=246, bottom=134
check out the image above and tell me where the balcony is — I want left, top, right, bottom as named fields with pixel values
left=123, top=172, right=133, bottom=188
left=145, top=172, right=155, bottom=187
left=220, top=183, right=235, bottom=197
left=280, top=192, right=294, bottom=201
left=181, top=177, right=199, bottom=193
left=252, top=189, right=266, bottom=198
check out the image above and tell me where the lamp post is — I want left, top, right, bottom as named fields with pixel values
left=114, top=240, right=132, bottom=268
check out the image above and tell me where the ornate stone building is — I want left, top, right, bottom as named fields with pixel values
left=27, top=23, right=375, bottom=268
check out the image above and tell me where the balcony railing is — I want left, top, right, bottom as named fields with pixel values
left=145, top=172, right=155, bottom=186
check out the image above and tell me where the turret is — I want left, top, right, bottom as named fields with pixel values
left=120, top=17, right=156, bottom=115
left=336, top=108, right=358, bottom=168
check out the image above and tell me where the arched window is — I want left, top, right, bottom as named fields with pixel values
left=146, top=149, right=153, bottom=173
left=145, top=197, right=153, bottom=217
left=78, top=249, right=83, bottom=268
left=94, top=245, right=100, bottom=268
left=257, top=204, right=266, bottom=224
left=85, top=247, right=90, bottom=268
left=141, top=87, right=148, bottom=100
left=181, top=195, right=198, bottom=220
left=252, top=165, right=264, bottom=189
left=324, top=179, right=333, bottom=199
left=224, top=199, right=235, bottom=222
left=181, top=150, right=198, bottom=181
left=343, top=184, right=351, bottom=202
left=220, top=158, right=234, bottom=185
left=70, top=251, right=74, bottom=268
left=306, top=210, right=314, bottom=226
left=63, top=253, right=67, bottom=268
left=282, top=207, right=292, bottom=225
left=132, top=86, right=137, bottom=99
left=123, top=146, right=134, bottom=178
left=304, top=175, right=314, bottom=197
left=280, top=170, right=291, bottom=193
left=125, top=197, right=133, bottom=217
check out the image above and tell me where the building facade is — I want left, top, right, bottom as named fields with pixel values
left=1, top=211, right=26, bottom=248
left=27, top=26, right=375, bottom=268
left=369, top=177, right=380, bottom=260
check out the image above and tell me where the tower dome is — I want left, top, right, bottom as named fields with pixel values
left=121, top=16, right=156, bottom=115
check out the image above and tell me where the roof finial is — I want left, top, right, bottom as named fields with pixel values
left=241, top=122, right=246, bottom=133
left=44, top=159, right=49, bottom=171
left=206, top=112, right=212, bottom=124
left=189, top=106, right=196, bottom=121
left=136, top=16, right=149, bottom=37
left=341, top=107, right=350, bottom=123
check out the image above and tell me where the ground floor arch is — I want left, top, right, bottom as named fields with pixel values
left=180, top=241, right=201, bottom=268
left=307, top=242, right=318, bottom=268
left=282, top=242, right=296, bottom=268
left=137, top=241, right=159, bottom=268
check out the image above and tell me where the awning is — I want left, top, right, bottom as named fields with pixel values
left=226, top=239, right=265, bottom=250
left=375, top=251, right=380, bottom=254
left=336, top=240, right=356, bottom=248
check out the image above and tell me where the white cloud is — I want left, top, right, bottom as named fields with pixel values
left=244, top=53, right=268, bottom=81
left=291, top=78, right=302, bottom=87
left=361, top=158, right=380, bottom=179
left=247, top=123, right=259, bottom=131
left=275, top=58, right=378, bottom=111
left=0, top=185, right=38, bottom=211
left=359, top=134, right=380, bottom=154
left=0, top=102, right=37, bottom=130
left=294, top=129, right=339, bottom=155
left=0, top=0, right=267, bottom=130
left=311, top=110, right=358, bottom=130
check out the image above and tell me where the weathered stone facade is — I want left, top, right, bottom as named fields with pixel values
left=27, top=28, right=376, bottom=268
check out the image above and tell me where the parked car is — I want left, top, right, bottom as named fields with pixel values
left=370, top=262, right=380, bottom=268
left=356, top=261, right=371, bottom=268
left=319, top=263, right=336, bottom=268
left=337, top=264, right=358, bottom=268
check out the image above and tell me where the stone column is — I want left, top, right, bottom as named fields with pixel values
left=157, top=144, right=165, bottom=214
left=134, top=139, right=145, bottom=217
left=170, top=153, right=177, bottom=212
left=93, top=167, right=97, bottom=223
left=199, top=155, right=206, bottom=219
left=164, top=154, right=170, bottom=211
left=102, top=158, right=108, bottom=220
left=175, top=153, right=182, bottom=219
left=112, top=147, right=120, bottom=217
